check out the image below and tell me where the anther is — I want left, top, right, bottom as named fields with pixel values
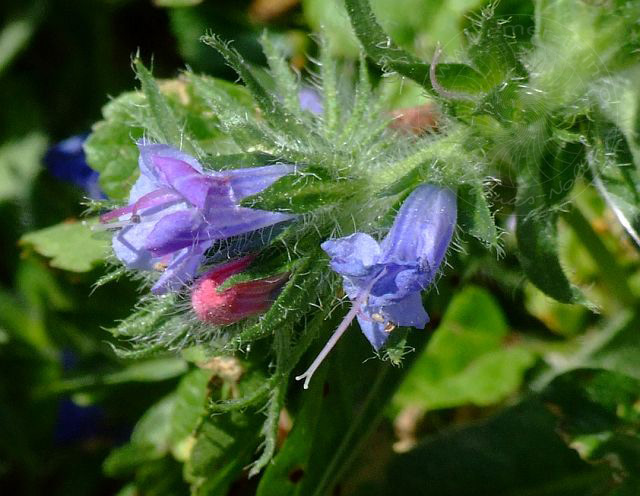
left=154, top=262, right=168, bottom=271
left=384, top=321, right=396, bottom=333
left=371, top=313, right=385, bottom=322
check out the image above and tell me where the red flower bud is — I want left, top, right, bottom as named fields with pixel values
left=191, top=256, right=288, bottom=325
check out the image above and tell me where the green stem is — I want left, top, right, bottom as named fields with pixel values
left=311, top=366, right=390, bottom=496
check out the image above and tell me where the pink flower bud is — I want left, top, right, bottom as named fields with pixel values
left=191, top=256, right=288, bottom=325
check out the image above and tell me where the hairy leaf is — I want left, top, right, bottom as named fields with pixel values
left=394, top=286, right=535, bottom=411
left=457, top=185, right=498, bottom=247
left=516, top=177, right=586, bottom=304
left=344, top=0, right=485, bottom=94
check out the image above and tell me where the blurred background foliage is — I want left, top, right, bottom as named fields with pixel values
left=2, top=0, right=640, bottom=495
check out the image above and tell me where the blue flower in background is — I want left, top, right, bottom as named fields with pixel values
left=296, top=184, right=457, bottom=388
left=298, top=87, right=323, bottom=114
left=54, top=350, right=105, bottom=445
left=100, top=143, right=296, bottom=294
left=44, top=133, right=104, bottom=199
left=54, top=398, right=104, bottom=445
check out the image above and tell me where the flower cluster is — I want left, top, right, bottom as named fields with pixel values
left=101, top=144, right=456, bottom=388
left=100, top=143, right=295, bottom=294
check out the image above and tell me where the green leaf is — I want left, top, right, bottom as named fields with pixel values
left=49, top=357, right=188, bottom=394
left=302, top=0, right=360, bottom=57
left=532, top=308, right=640, bottom=392
left=593, top=69, right=640, bottom=169
left=186, top=72, right=272, bottom=153
left=133, top=59, right=200, bottom=156
left=104, top=358, right=188, bottom=385
left=466, top=5, right=526, bottom=86
left=258, top=317, right=429, bottom=495
left=532, top=0, right=639, bottom=104
left=169, top=368, right=212, bottom=461
left=382, top=400, right=608, bottom=495
left=457, top=185, right=498, bottom=247
left=257, top=363, right=329, bottom=496
left=84, top=91, right=145, bottom=200
left=0, top=132, right=47, bottom=202
left=201, top=35, right=312, bottom=142
left=560, top=204, right=634, bottom=307
left=516, top=177, right=586, bottom=304
left=186, top=409, right=262, bottom=495
left=249, top=382, right=286, bottom=476
left=524, top=283, right=587, bottom=337
left=134, top=457, right=189, bottom=496
left=201, top=151, right=279, bottom=171
left=260, top=33, right=302, bottom=118
left=20, top=219, right=109, bottom=272
left=583, top=313, right=640, bottom=382
left=394, top=286, right=536, bottom=411
left=343, top=0, right=485, bottom=94
left=538, top=134, right=586, bottom=206
left=0, top=286, right=53, bottom=354
left=542, top=370, right=640, bottom=488
left=241, top=167, right=357, bottom=213
left=109, top=294, right=178, bottom=338
left=319, top=33, right=340, bottom=138
left=588, top=119, right=640, bottom=248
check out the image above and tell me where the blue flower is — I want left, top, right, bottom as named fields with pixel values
left=100, top=143, right=296, bottom=294
left=44, top=133, right=104, bottom=199
left=296, top=184, right=457, bottom=388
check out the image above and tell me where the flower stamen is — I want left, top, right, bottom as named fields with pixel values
left=295, top=302, right=361, bottom=390
left=295, top=269, right=388, bottom=389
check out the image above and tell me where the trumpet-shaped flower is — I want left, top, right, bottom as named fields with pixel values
left=100, top=144, right=295, bottom=294
left=296, top=184, right=457, bottom=388
left=191, top=256, right=288, bottom=325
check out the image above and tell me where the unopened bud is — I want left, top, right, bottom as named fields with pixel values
left=191, top=256, right=288, bottom=325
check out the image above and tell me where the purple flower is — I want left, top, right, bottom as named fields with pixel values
left=100, top=143, right=295, bottom=294
left=296, top=184, right=457, bottom=388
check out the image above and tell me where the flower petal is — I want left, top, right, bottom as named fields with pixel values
left=143, top=209, right=201, bottom=256
left=138, top=143, right=234, bottom=209
left=112, top=222, right=157, bottom=270
left=224, top=164, right=297, bottom=202
left=321, top=233, right=382, bottom=278
left=298, top=87, right=323, bottom=114
left=153, top=156, right=232, bottom=209
left=138, top=143, right=203, bottom=177
left=128, top=169, right=159, bottom=203
left=383, top=292, right=430, bottom=329
left=356, top=314, right=388, bottom=350
left=200, top=207, right=296, bottom=240
left=151, top=242, right=210, bottom=294
left=380, top=184, right=456, bottom=272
